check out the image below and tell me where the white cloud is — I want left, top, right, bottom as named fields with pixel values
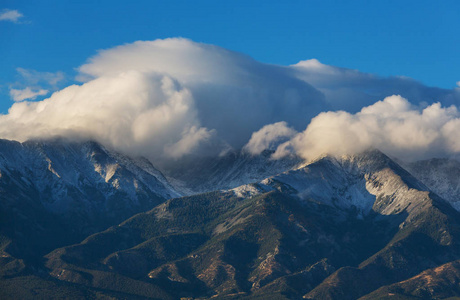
left=243, top=121, right=297, bottom=155
left=75, top=38, right=326, bottom=149
left=274, top=95, right=460, bottom=161
left=0, top=72, right=212, bottom=159
left=1, top=38, right=460, bottom=162
left=9, top=87, right=49, bottom=102
left=0, top=39, right=326, bottom=160
left=0, top=9, right=23, bottom=23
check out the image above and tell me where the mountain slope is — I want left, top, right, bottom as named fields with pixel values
left=37, top=149, right=460, bottom=299
left=157, top=149, right=302, bottom=194
left=44, top=190, right=397, bottom=299
left=295, top=153, right=460, bottom=299
left=0, top=138, right=180, bottom=264
left=232, top=150, right=429, bottom=217
left=359, top=260, right=460, bottom=299
left=404, top=158, right=460, bottom=211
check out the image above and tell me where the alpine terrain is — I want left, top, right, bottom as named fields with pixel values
left=0, top=138, right=180, bottom=267
left=2, top=140, right=460, bottom=299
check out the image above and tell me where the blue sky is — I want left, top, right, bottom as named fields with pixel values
left=1, top=0, right=459, bottom=113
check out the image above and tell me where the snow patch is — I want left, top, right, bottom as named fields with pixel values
left=104, top=164, right=118, bottom=183
left=230, top=184, right=269, bottom=198
left=46, top=158, right=61, bottom=178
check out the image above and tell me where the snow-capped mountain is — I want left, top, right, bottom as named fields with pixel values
left=0, top=138, right=183, bottom=260
left=4, top=142, right=460, bottom=299
left=0, top=138, right=180, bottom=216
left=231, top=150, right=434, bottom=218
left=39, top=149, right=460, bottom=300
left=0, top=138, right=301, bottom=261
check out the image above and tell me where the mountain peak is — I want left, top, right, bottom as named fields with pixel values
left=230, top=149, right=432, bottom=218
left=4, top=141, right=460, bottom=299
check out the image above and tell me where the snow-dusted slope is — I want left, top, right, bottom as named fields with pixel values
left=157, top=149, right=302, bottom=195
left=0, top=138, right=180, bottom=232
left=231, top=150, right=432, bottom=218
left=404, top=158, right=460, bottom=211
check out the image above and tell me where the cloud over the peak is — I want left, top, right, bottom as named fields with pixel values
left=1, top=38, right=460, bottom=161
left=0, top=38, right=327, bottom=160
left=273, top=95, right=460, bottom=161
left=0, top=72, right=211, bottom=159
left=76, top=38, right=326, bottom=147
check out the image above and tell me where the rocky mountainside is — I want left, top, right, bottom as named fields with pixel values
left=404, top=157, right=460, bottom=210
left=157, top=149, right=302, bottom=195
left=360, top=259, right=460, bottom=299
left=230, top=150, right=430, bottom=217
left=6, top=149, right=460, bottom=299
left=0, top=138, right=180, bottom=263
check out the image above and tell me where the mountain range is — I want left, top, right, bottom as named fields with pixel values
left=1, top=139, right=460, bottom=299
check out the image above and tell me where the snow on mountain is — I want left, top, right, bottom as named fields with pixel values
left=230, top=150, right=432, bottom=218
left=0, top=138, right=301, bottom=260
left=0, top=138, right=302, bottom=236
left=157, top=149, right=302, bottom=195
left=3, top=136, right=448, bottom=225
left=404, top=158, right=460, bottom=211
left=0, top=138, right=180, bottom=228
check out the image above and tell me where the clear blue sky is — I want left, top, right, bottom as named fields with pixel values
left=1, top=0, right=459, bottom=112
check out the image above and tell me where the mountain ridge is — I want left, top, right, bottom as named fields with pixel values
left=2, top=139, right=460, bottom=299
left=28, top=149, right=460, bottom=299
left=0, top=138, right=180, bottom=264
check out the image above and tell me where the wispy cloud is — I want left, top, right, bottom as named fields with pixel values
left=9, top=87, right=49, bottom=102
left=0, top=9, right=24, bottom=23
left=8, top=68, right=65, bottom=102
left=292, top=59, right=460, bottom=112
left=16, top=68, right=65, bottom=87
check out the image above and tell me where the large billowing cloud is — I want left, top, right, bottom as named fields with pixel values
left=270, top=95, right=460, bottom=161
left=0, top=71, right=213, bottom=159
left=0, top=38, right=325, bottom=159
left=76, top=38, right=326, bottom=147
left=0, top=38, right=459, bottom=161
